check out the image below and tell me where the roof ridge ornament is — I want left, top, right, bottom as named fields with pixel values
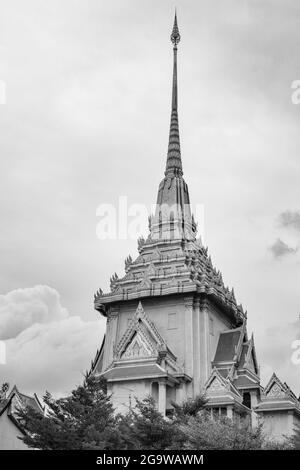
left=171, top=11, right=181, bottom=46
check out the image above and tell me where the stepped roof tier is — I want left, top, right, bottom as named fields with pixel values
left=95, top=238, right=245, bottom=326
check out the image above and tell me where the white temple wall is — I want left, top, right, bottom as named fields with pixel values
left=108, top=379, right=151, bottom=415
left=259, top=411, right=295, bottom=442
left=0, top=409, right=28, bottom=450
left=109, top=296, right=192, bottom=372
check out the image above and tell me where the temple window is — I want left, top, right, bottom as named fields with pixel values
left=151, top=382, right=159, bottom=404
left=210, top=407, right=227, bottom=420
left=168, top=312, right=177, bottom=330
left=242, top=392, right=251, bottom=409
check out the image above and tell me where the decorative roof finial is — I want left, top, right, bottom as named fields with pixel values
left=171, top=11, right=181, bottom=46
left=165, top=11, right=183, bottom=177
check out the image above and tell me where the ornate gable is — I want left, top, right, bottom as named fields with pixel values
left=122, top=331, right=153, bottom=359
left=207, top=375, right=225, bottom=392
left=114, top=302, right=169, bottom=361
left=205, top=368, right=241, bottom=398
left=255, top=373, right=300, bottom=416
left=100, top=302, right=186, bottom=384
left=267, top=382, right=286, bottom=398
left=264, top=374, right=289, bottom=399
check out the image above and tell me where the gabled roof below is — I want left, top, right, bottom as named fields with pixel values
left=256, top=373, right=300, bottom=415
left=255, top=400, right=300, bottom=415
left=7, top=385, right=44, bottom=414
left=213, top=329, right=242, bottom=363
left=0, top=393, right=26, bottom=435
left=233, top=375, right=260, bottom=389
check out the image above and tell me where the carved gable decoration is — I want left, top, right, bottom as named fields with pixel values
left=267, top=382, right=286, bottom=399
left=114, top=302, right=168, bottom=361
left=207, top=376, right=224, bottom=392
left=205, top=368, right=242, bottom=401
left=122, top=332, right=152, bottom=359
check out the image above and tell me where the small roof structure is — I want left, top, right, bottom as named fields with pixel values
left=0, top=385, right=44, bottom=437
left=255, top=373, right=300, bottom=416
left=204, top=368, right=251, bottom=414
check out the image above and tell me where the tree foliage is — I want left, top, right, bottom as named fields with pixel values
left=179, top=411, right=264, bottom=450
left=17, top=376, right=116, bottom=450
left=115, top=396, right=176, bottom=450
left=290, top=423, right=300, bottom=449
left=17, top=379, right=292, bottom=450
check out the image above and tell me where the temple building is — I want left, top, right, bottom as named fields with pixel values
left=90, top=14, right=300, bottom=442
left=0, top=384, right=44, bottom=450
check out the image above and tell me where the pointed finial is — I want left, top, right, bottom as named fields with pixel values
left=165, top=11, right=182, bottom=176
left=171, top=11, right=181, bottom=46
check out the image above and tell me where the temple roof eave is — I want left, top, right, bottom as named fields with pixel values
left=204, top=397, right=252, bottom=414
left=95, top=287, right=245, bottom=326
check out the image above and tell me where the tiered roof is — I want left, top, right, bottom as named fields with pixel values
left=94, top=14, right=245, bottom=327
left=95, top=237, right=246, bottom=325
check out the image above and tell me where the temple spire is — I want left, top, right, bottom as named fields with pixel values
left=165, top=12, right=183, bottom=177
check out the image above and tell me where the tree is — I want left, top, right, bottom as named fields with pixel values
left=116, top=396, right=177, bottom=450
left=172, top=394, right=207, bottom=421
left=169, top=394, right=207, bottom=449
left=18, top=381, right=290, bottom=450
left=290, top=423, right=300, bottom=449
left=17, top=376, right=117, bottom=450
left=0, top=382, right=9, bottom=401
left=178, top=411, right=265, bottom=450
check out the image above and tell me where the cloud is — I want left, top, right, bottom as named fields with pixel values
left=269, top=238, right=298, bottom=258
left=256, top=321, right=300, bottom=393
left=2, top=316, right=105, bottom=397
left=278, top=211, right=300, bottom=232
left=0, top=286, right=106, bottom=397
left=0, top=285, right=68, bottom=340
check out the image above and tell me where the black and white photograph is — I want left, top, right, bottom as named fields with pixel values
left=0, top=0, right=300, bottom=461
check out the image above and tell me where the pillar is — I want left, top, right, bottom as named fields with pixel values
left=158, top=381, right=166, bottom=417
left=250, top=390, right=259, bottom=428
left=102, top=307, right=119, bottom=370
left=227, top=406, right=233, bottom=420
left=193, top=298, right=201, bottom=395
left=184, top=297, right=194, bottom=396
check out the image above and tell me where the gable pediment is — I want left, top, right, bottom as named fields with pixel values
left=205, top=368, right=242, bottom=401
left=266, top=381, right=286, bottom=398
left=207, top=376, right=225, bottom=392
left=121, top=331, right=153, bottom=359
left=114, top=302, right=169, bottom=361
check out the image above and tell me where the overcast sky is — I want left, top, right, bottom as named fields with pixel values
left=0, top=0, right=300, bottom=397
